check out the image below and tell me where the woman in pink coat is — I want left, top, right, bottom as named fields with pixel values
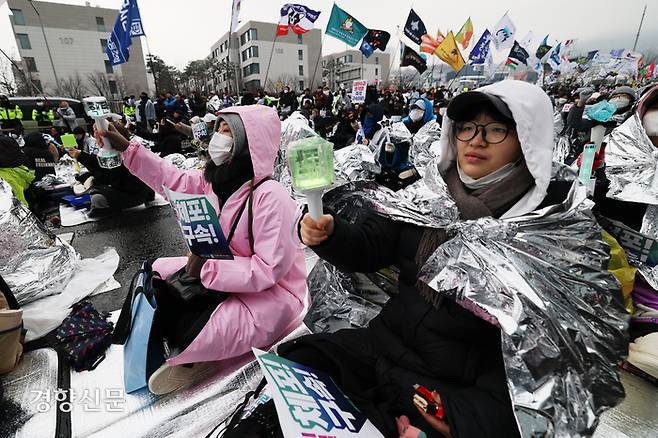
left=99, top=105, right=309, bottom=394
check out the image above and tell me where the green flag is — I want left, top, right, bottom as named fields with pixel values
left=325, top=4, right=368, bottom=47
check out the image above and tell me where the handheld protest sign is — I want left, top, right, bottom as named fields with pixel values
left=253, top=349, right=384, bottom=438
left=287, top=136, right=335, bottom=220
left=61, top=133, right=77, bottom=149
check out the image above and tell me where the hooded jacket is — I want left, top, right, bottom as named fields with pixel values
left=402, top=97, right=437, bottom=127
left=121, top=105, right=309, bottom=365
left=22, top=131, right=57, bottom=181
left=437, top=80, right=554, bottom=219
left=282, top=81, right=561, bottom=438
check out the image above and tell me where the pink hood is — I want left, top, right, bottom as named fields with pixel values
left=638, top=84, right=658, bottom=120
left=217, top=105, right=281, bottom=179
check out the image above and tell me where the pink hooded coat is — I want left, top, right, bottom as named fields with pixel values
left=121, top=105, right=309, bottom=365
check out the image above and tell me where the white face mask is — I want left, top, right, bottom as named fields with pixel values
left=557, top=98, right=567, bottom=105
left=457, top=160, right=521, bottom=189
left=409, top=108, right=424, bottom=122
left=610, top=96, right=631, bottom=110
left=439, top=108, right=447, bottom=116
left=643, top=110, right=658, bottom=136
left=208, top=132, right=233, bottom=165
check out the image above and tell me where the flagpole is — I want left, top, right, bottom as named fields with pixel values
left=310, top=32, right=327, bottom=90
left=143, top=35, right=159, bottom=95
left=384, top=27, right=401, bottom=86
left=632, top=4, right=647, bottom=52
left=263, top=31, right=281, bottom=92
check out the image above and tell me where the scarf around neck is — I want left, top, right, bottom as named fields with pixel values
left=415, top=161, right=535, bottom=306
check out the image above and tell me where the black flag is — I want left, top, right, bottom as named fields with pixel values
left=404, top=9, right=427, bottom=45
left=401, top=45, right=427, bottom=74
left=508, top=41, right=530, bottom=65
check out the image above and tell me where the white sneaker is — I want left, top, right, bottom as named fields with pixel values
left=147, top=361, right=217, bottom=395
left=628, top=332, right=658, bottom=379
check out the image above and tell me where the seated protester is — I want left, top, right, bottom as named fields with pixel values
left=96, top=105, right=308, bottom=394
left=593, top=84, right=658, bottom=229
left=73, top=126, right=99, bottom=155
left=138, top=116, right=183, bottom=157
left=22, top=131, right=58, bottom=182
left=355, top=103, right=388, bottom=151
left=286, top=81, right=565, bottom=437
left=403, top=97, right=437, bottom=134
left=0, top=135, right=33, bottom=205
left=329, top=109, right=359, bottom=150
left=66, top=146, right=155, bottom=217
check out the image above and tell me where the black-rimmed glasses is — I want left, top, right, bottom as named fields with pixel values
left=455, top=122, right=513, bottom=144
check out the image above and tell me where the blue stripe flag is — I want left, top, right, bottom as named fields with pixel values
left=106, top=0, right=146, bottom=66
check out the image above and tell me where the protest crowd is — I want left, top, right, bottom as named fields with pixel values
left=1, top=1, right=658, bottom=438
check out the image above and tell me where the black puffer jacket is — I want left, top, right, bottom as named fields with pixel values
left=281, top=181, right=572, bottom=438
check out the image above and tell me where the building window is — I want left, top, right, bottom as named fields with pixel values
left=108, top=80, right=118, bottom=95
left=242, top=46, right=259, bottom=61
left=299, top=80, right=304, bottom=90
left=298, top=49, right=303, bottom=61
left=240, top=28, right=257, bottom=46
left=375, top=56, right=379, bottom=65
left=24, top=57, right=37, bottom=72
left=245, top=79, right=261, bottom=90
left=100, top=39, right=108, bottom=53
left=297, top=34, right=303, bottom=44
left=16, top=33, right=31, bottom=50
left=11, top=9, right=25, bottom=25
left=242, top=63, right=260, bottom=77
left=96, top=17, right=106, bottom=32
left=348, top=55, right=353, bottom=63
left=105, top=60, right=114, bottom=74
left=375, top=68, right=379, bottom=76
left=275, top=48, right=283, bottom=55
left=298, top=65, right=304, bottom=76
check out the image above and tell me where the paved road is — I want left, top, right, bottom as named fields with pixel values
left=57, top=205, right=187, bottom=314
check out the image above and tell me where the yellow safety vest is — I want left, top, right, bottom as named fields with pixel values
left=0, top=105, right=23, bottom=120
left=32, top=108, right=54, bottom=122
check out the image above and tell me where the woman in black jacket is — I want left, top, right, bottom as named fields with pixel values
left=21, top=131, right=58, bottom=182
left=288, top=81, right=567, bottom=437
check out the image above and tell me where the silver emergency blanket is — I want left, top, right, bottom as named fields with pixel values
left=553, top=135, right=571, bottom=164
left=605, top=113, right=658, bottom=205
left=305, top=259, right=389, bottom=333
left=0, top=179, right=78, bottom=305
left=418, top=184, right=629, bottom=437
left=2, top=348, right=59, bottom=438
left=407, top=120, right=442, bottom=172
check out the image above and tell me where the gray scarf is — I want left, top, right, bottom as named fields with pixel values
left=415, top=161, right=535, bottom=306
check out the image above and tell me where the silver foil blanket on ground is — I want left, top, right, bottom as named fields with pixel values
left=604, top=113, right=658, bottom=205
left=418, top=184, right=629, bottom=437
left=0, top=179, right=78, bottom=305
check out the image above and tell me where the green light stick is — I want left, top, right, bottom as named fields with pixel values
left=287, top=137, right=335, bottom=220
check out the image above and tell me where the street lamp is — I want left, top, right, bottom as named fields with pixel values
left=28, top=0, right=59, bottom=92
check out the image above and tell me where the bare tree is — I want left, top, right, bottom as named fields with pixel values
left=322, top=59, right=346, bottom=91
left=0, top=58, right=16, bottom=96
left=265, top=73, right=298, bottom=94
left=86, top=72, right=111, bottom=97
left=56, top=73, right=87, bottom=100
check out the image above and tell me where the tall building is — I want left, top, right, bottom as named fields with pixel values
left=7, top=0, right=148, bottom=97
left=321, top=50, right=390, bottom=90
left=210, top=21, right=322, bottom=93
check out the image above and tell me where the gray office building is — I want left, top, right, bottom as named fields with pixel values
left=322, top=50, right=391, bottom=90
left=8, top=0, right=149, bottom=97
left=210, top=20, right=322, bottom=93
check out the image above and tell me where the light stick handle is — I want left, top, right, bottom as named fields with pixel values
left=591, top=125, right=606, bottom=153
left=94, top=116, right=112, bottom=152
left=306, top=190, right=324, bottom=221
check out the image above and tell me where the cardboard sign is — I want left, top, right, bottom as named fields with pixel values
left=165, top=188, right=233, bottom=259
left=600, top=216, right=658, bottom=267
left=351, top=80, right=368, bottom=104
left=254, top=349, right=384, bottom=438
left=192, top=122, right=209, bottom=140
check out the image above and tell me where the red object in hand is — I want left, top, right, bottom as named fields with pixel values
left=413, top=385, right=444, bottom=419
left=576, top=143, right=606, bottom=171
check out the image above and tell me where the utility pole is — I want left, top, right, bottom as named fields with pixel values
left=28, top=0, right=59, bottom=92
left=632, top=4, right=647, bottom=52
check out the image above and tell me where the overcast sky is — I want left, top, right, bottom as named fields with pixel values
left=1, top=0, right=656, bottom=69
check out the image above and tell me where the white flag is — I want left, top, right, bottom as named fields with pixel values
left=519, top=31, right=534, bottom=50
left=486, top=48, right=496, bottom=80
left=491, top=14, right=516, bottom=51
left=230, top=0, right=242, bottom=33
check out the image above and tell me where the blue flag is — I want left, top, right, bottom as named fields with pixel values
left=468, top=30, right=491, bottom=65
left=106, top=0, right=146, bottom=66
left=550, top=42, right=562, bottom=65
